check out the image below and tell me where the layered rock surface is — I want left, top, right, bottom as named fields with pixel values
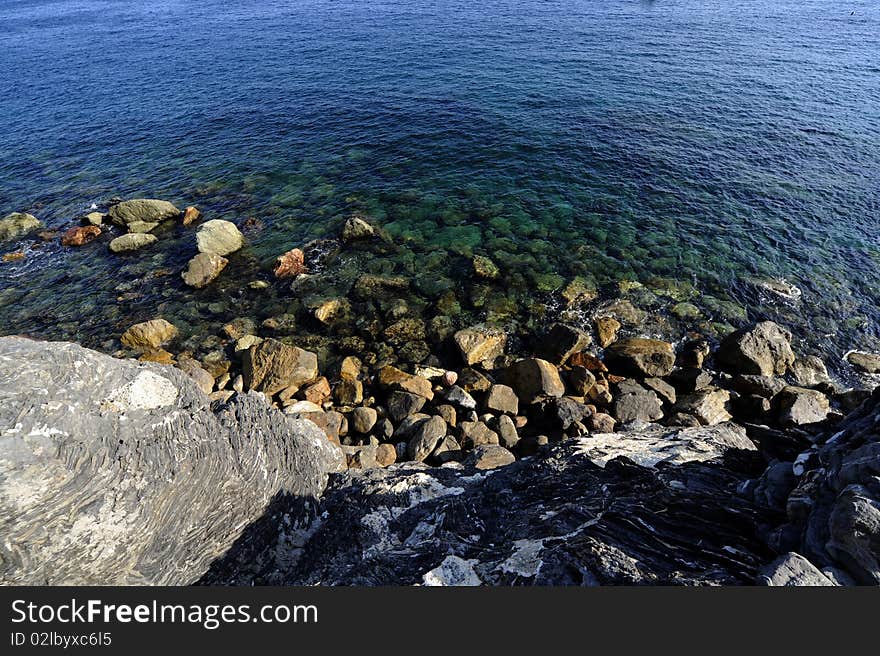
left=0, top=337, right=343, bottom=585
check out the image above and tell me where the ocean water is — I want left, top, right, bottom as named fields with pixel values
left=0, top=0, right=878, bottom=370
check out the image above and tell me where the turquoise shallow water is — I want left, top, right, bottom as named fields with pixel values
left=0, top=0, right=878, bottom=369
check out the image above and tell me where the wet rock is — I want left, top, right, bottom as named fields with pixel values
left=182, top=252, right=228, bottom=288
left=341, top=216, right=375, bottom=242
left=560, top=276, right=598, bottom=306
left=108, top=199, right=180, bottom=226
left=61, top=225, right=101, bottom=247
left=408, top=416, right=448, bottom=462
left=643, top=377, right=676, bottom=405
left=443, top=385, right=477, bottom=410
left=775, top=386, right=830, bottom=427
left=538, top=323, right=591, bottom=366
left=564, top=366, right=595, bottom=397
left=241, top=338, right=319, bottom=397
left=83, top=211, right=105, bottom=226
left=234, top=334, right=263, bottom=353
left=384, top=318, right=426, bottom=344
left=846, top=351, right=880, bottom=374
left=195, top=219, right=243, bottom=256
left=613, top=385, right=663, bottom=424
left=467, top=445, right=515, bottom=470
left=222, top=317, right=257, bottom=341
left=790, top=355, right=830, bottom=387
left=121, top=319, right=178, bottom=352
left=757, top=553, right=835, bottom=586
left=472, top=255, right=500, bottom=280
left=459, top=421, right=500, bottom=449
left=109, top=233, right=158, bottom=253
left=0, top=337, right=343, bottom=585
left=127, top=221, right=159, bottom=233
left=182, top=206, right=201, bottom=225
left=677, top=339, right=710, bottom=369
left=507, top=358, right=565, bottom=403
left=604, top=338, right=675, bottom=378
left=485, top=384, right=519, bottom=416
left=594, top=316, right=621, bottom=348
left=387, top=391, right=426, bottom=423
left=454, top=325, right=506, bottom=366
left=353, top=273, right=410, bottom=299
left=313, top=298, right=349, bottom=324
left=674, top=388, right=732, bottom=426
left=717, top=321, right=795, bottom=376
left=273, top=248, right=306, bottom=278
left=496, top=414, right=519, bottom=448
left=350, top=407, right=378, bottom=434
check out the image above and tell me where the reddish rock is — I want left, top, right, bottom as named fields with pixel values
left=568, top=351, right=609, bottom=373
left=2, top=251, right=25, bottom=263
left=61, top=225, right=101, bottom=247
left=273, top=248, right=306, bottom=278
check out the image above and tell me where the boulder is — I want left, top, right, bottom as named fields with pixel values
left=0, top=337, right=342, bottom=585
left=121, top=319, right=178, bottom=352
left=0, top=212, right=43, bottom=243
left=564, top=366, right=596, bottom=397
left=775, top=386, right=830, bottom=426
left=604, top=338, right=675, bottom=378
left=108, top=199, right=180, bottom=226
left=454, top=325, right=506, bottom=366
left=196, top=219, right=244, bottom=256
left=594, top=316, right=621, bottom=348
left=61, top=225, right=101, bottom=247
left=350, top=407, right=378, bottom=434
left=182, top=252, right=228, bottom=288
left=790, top=356, right=830, bottom=387
left=466, top=445, right=515, bottom=470
left=182, top=206, right=201, bottom=225
left=443, top=385, right=477, bottom=410
left=83, top=211, right=104, bottom=226
left=459, top=421, right=499, bottom=449
left=496, top=414, right=519, bottom=449
left=506, top=358, right=565, bottom=403
left=126, top=221, right=159, bottom=233
left=177, top=357, right=215, bottom=395
left=485, top=384, right=519, bottom=416
left=387, top=391, right=426, bottom=423
left=643, top=377, right=676, bottom=405
left=613, top=386, right=664, bottom=424
left=757, top=553, right=835, bottom=586
left=407, top=416, right=447, bottom=462
left=109, top=233, right=158, bottom=253
left=674, top=388, right=732, bottom=426
left=538, top=323, right=592, bottom=366
left=241, top=338, right=319, bottom=397
left=667, top=368, right=714, bottom=393
left=717, top=321, right=795, bottom=376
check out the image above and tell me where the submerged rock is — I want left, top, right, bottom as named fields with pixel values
left=196, top=219, right=244, bottom=256
left=341, top=216, right=375, bottom=242
left=108, top=199, right=180, bottom=226
left=0, top=337, right=342, bottom=585
left=0, top=212, right=43, bottom=243
left=182, top=252, right=228, bottom=288
left=109, top=233, right=158, bottom=253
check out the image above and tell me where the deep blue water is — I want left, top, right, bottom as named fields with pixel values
left=0, top=0, right=878, bottom=366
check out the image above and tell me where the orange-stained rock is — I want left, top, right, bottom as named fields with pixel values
left=61, top=225, right=101, bottom=247
left=273, top=247, right=306, bottom=278
left=182, top=206, right=201, bottom=226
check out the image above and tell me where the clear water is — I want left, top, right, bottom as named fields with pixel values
left=1, top=0, right=878, bottom=370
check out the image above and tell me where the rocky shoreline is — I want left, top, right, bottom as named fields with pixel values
left=1, top=198, right=879, bottom=585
